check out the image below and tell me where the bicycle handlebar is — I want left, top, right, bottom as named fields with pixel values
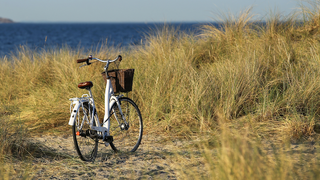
left=76, top=55, right=122, bottom=64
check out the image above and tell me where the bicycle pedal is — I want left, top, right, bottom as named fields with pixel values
left=77, top=130, right=87, bottom=137
left=103, top=136, right=113, bottom=143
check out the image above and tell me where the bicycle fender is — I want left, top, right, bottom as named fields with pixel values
left=69, top=101, right=80, bottom=126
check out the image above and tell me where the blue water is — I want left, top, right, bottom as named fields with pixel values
left=0, top=22, right=207, bottom=57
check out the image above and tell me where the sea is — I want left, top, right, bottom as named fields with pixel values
left=0, top=22, right=211, bottom=57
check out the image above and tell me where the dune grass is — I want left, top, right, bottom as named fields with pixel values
left=2, top=0, right=320, bottom=178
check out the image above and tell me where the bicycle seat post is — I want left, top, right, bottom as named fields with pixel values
left=78, top=81, right=94, bottom=98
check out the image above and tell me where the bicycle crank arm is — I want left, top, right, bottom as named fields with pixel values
left=77, top=129, right=101, bottom=139
left=77, top=129, right=113, bottom=143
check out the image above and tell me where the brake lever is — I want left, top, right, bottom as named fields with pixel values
left=79, top=59, right=98, bottom=68
left=79, top=64, right=88, bottom=68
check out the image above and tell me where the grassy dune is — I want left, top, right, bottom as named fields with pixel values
left=2, top=1, right=320, bottom=178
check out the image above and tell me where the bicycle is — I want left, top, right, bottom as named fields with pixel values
left=68, top=55, right=143, bottom=162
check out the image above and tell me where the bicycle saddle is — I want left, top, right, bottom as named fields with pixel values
left=78, top=81, right=93, bottom=90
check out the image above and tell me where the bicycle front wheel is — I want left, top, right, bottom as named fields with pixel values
left=72, top=102, right=98, bottom=161
left=109, top=97, right=143, bottom=152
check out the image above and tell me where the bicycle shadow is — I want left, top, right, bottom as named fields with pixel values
left=25, top=141, right=75, bottom=160
left=96, top=148, right=175, bottom=163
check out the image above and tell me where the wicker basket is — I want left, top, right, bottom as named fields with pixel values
left=101, top=69, right=134, bottom=93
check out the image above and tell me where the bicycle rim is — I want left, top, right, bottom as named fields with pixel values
left=109, top=97, right=143, bottom=152
left=72, top=102, right=98, bottom=161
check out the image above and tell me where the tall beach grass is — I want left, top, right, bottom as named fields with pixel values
left=1, top=0, right=320, bottom=178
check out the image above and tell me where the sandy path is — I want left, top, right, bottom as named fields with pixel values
left=24, top=134, right=320, bottom=179
left=27, top=135, right=200, bottom=179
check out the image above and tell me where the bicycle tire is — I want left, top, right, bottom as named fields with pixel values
left=72, top=102, right=98, bottom=161
left=108, top=97, right=143, bottom=152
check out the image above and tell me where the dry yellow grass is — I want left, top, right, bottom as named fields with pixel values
left=2, top=0, right=320, bottom=178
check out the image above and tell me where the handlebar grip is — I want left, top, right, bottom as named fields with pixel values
left=76, top=58, right=88, bottom=63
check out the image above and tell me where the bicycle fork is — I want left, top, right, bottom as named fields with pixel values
left=106, top=95, right=129, bottom=130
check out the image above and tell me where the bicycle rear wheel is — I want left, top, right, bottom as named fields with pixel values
left=72, top=102, right=98, bottom=161
left=108, top=97, right=143, bottom=152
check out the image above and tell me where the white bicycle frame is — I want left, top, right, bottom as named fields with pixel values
left=68, top=56, right=127, bottom=141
